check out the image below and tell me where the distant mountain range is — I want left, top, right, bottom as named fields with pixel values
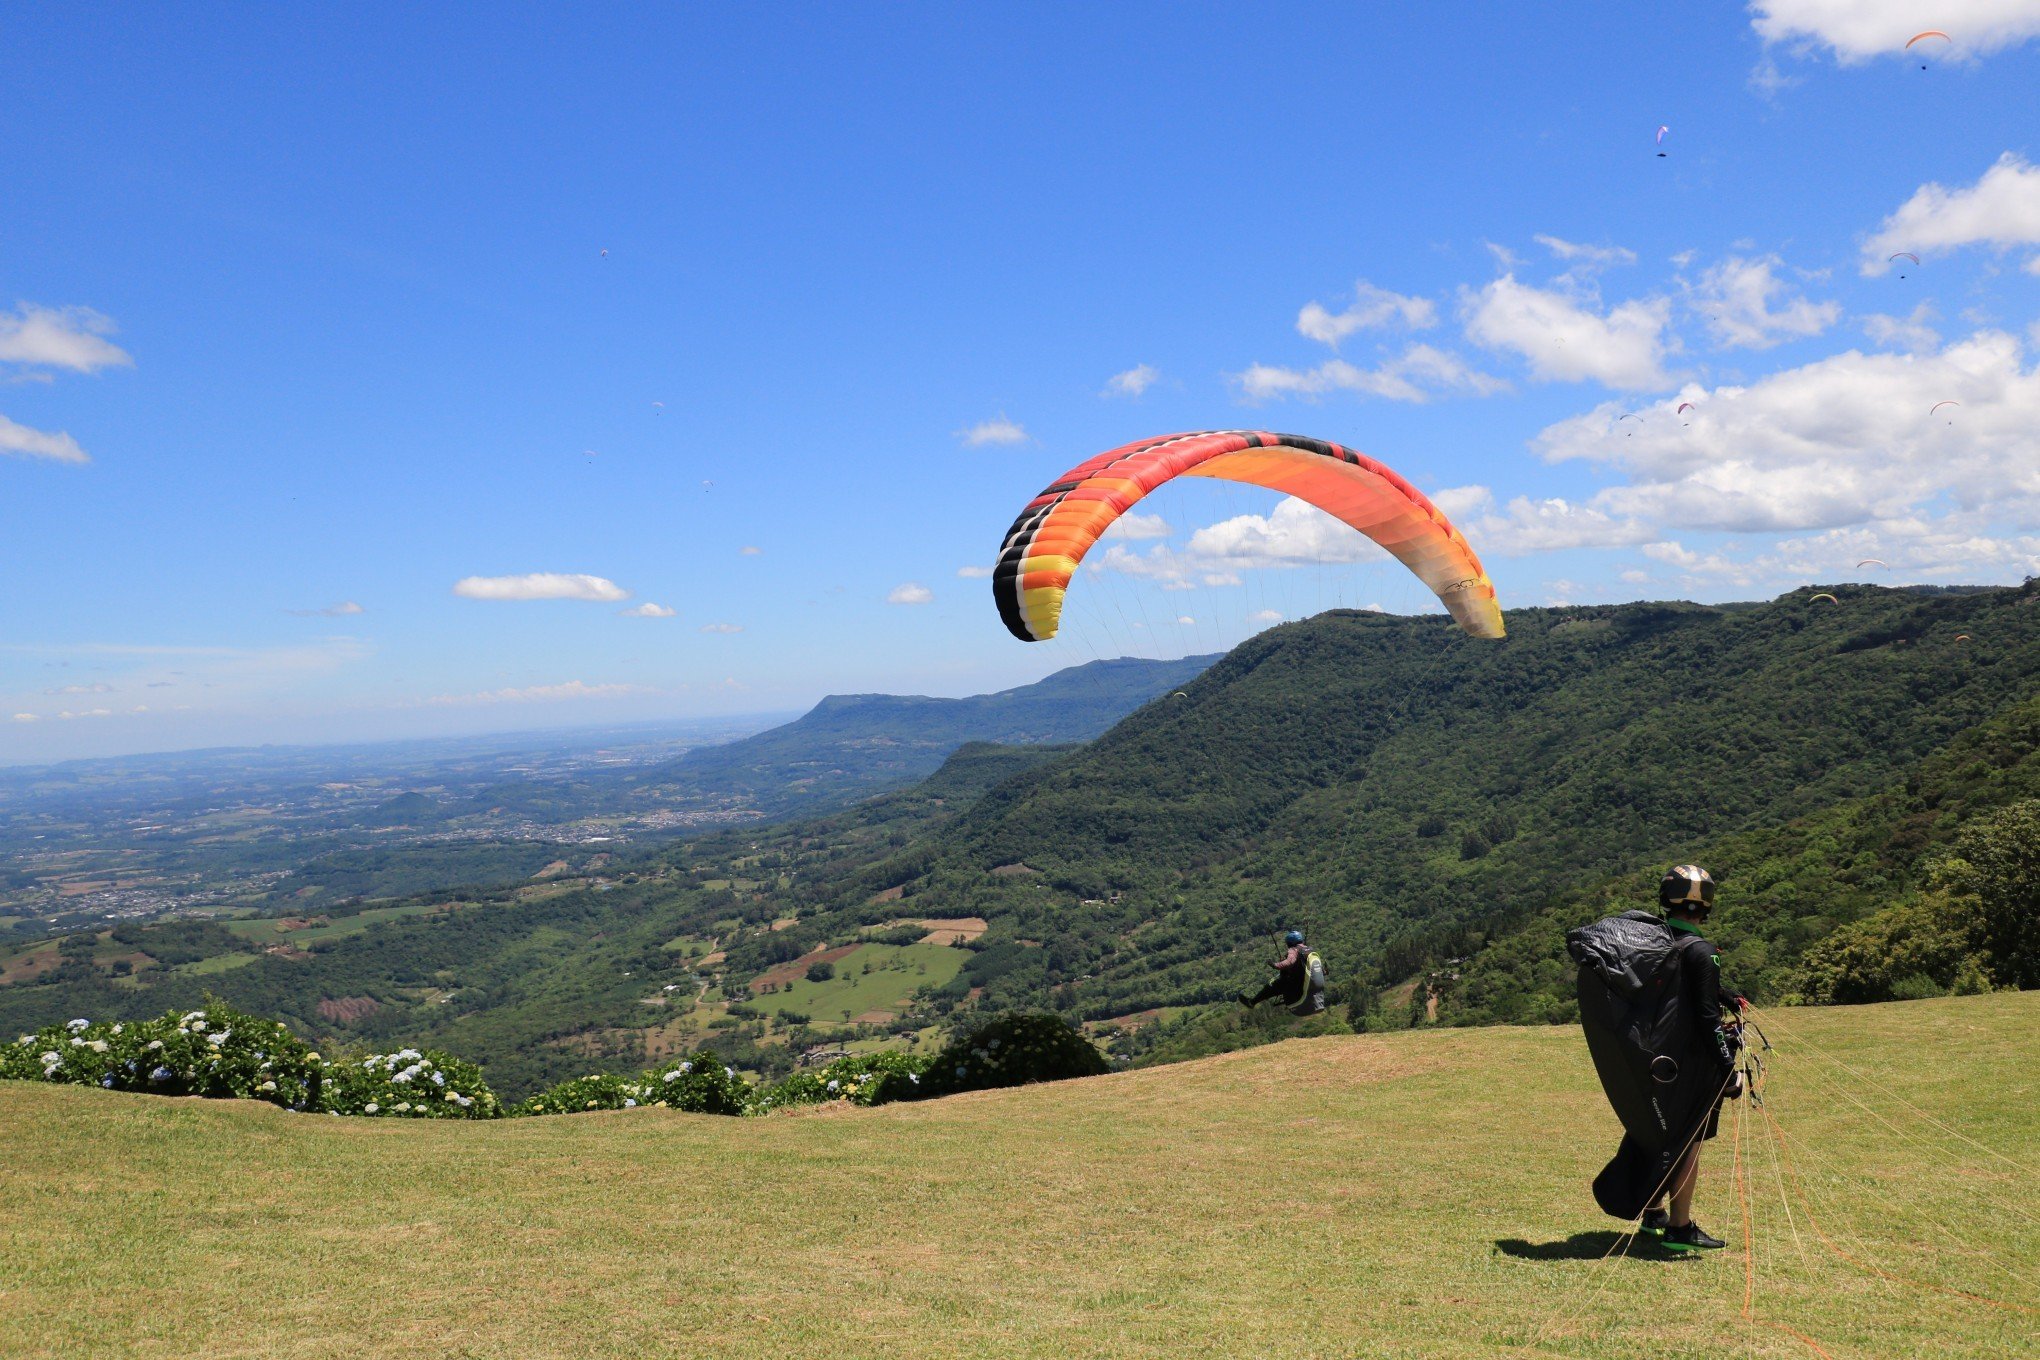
left=628, top=655, right=1220, bottom=817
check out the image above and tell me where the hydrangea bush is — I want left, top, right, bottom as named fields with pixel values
left=325, top=1046, right=500, bottom=1119
left=754, top=1050, right=931, bottom=1111
left=2, top=1004, right=327, bottom=1110
left=517, top=1056, right=752, bottom=1117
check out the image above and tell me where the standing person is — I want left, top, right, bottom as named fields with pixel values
left=1569, top=864, right=1742, bottom=1254
left=1239, top=930, right=1327, bottom=1013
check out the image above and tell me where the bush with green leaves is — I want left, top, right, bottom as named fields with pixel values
left=325, top=1046, right=499, bottom=1119
left=516, top=1056, right=753, bottom=1117
left=911, top=1012, right=1109, bottom=1099
left=754, top=1050, right=930, bottom=1111
left=3, top=1003, right=327, bottom=1109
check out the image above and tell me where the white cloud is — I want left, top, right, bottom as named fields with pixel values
left=1460, top=496, right=1655, bottom=556
left=887, top=582, right=934, bottom=605
left=0, top=304, right=132, bottom=374
left=1234, top=344, right=1506, bottom=404
left=1534, top=235, right=1638, bottom=269
left=1618, top=569, right=1651, bottom=584
left=1533, top=330, right=2040, bottom=534
left=0, top=413, right=89, bottom=464
left=619, top=603, right=676, bottom=618
left=46, top=683, right=113, bottom=696
left=287, top=601, right=365, bottom=618
left=957, top=415, right=1028, bottom=447
left=11, top=713, right=37, bottom=723
left=1753, top=3, right=2040, bottom=64
left=1690, top=256, right=1839, bottom=349
left=1103, top=364, right=1160, bottom=398
left=1428, top=484, right=1496, bottom=521
left=1462, top=276, right=1673, bottom=389
left=1296, top=281, right=1437, bottom=346
left=425, top=680, right=649, bottom=706
left=1863, top=154, right=2040, bottom=273
left=1250, top=609, right=1284, bottom=623
left=699, top=622, right=743, bottom=634
left=1863, top=303, right=1941, bottom=352
left=1100, top=511, right=1171, bottom=541
left=1101, top=497, right=1381, bottom=583
left=1175, top=615, right=1196, bottom=625
left=452, top=573, right=629, bottom=602
left=739, top=545, right=762, bottom=556
left=955, top=565, right=994, bottom=579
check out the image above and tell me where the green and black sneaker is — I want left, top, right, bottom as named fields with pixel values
left=1639, top=1208, right=1670, bottom=1239
left=1661, top=1221, right=1725, bottom=1252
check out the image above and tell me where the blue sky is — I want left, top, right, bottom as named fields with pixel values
left=6, top=3, right=2040, bottom=762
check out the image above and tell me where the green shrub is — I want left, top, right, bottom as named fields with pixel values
left=326, top=1046, right=499, bottom=1118
left=516, top=1056, right=753, bottom=1117
left=755, top=1050, right=930, bottom=1111
left=909, top=1012, right=1109, bottom=1100
left=805, top=961, right=836, bottom=983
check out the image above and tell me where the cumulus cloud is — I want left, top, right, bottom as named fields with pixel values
left=1459, top=495, right=1655, bottom=556
left=1234, top=344, right=1507, bottom=404
left=1100, top=511, right=1171, bottom=541
left=739, top=545, right=762, bottom=556
left=619, top=603, right=676, bottom=618
left=1295, top=281, right=1437, bottom=346
left=887, top=582, right=934, bottom=605
left=286, top=601, right=365, bottom=618
left=0, top=304, right=132, bottom=374
left=425, top=680, right=648, bottom=706
left=1250, top=609, right=1285, bottom=623
left=1100, top=497, right=1380, bottom=584
left=45, top=683, right=113, bottom=696
left=11, top=713, right=37, bottom=723
left=1863, top=154, right=2040, bottom=273
left=452, top=573, right=629, bottom=602
left=1689, top=256, right=1839, bottom=349
left=957, top=415, right=1028, bottom=447
left=1533, top=330, right=2040, bottom=535
left=0, top=413, right=89, bottom=464
left=1753, top=2, right=2040, bottom=64
left=699, top=622, right=743, bottom=634
left=955, top=565, right=994, bottom=579
left=1863, top=303, right=1941, bottom=352
left=1103, top=364, right=1160, bottom=398
left=1462, top=276, right=1673, bottom=389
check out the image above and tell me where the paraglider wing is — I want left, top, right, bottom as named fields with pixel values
left=1955, top=634, right=1972, bottom=642
left=1930, top=400, right=1959, bottom=414
left=992, top=430, right=1504, bottom=643
left=1889, top=251, right=1921, bottom=265
left=1809, top=592, right=1839, bottom=605
left=1568, top=912, right=1732, bottom=1219
left=1857, top=558, right=1886, bottom=568
left=1655, top=124, right=1668, bottom=143
left=1675, top=402, right=1694, bottom=415
left=1905, top=30, right=1950, bottom=48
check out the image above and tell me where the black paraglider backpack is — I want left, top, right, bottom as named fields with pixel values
left=1567, top=910, right=1713, bottom=1143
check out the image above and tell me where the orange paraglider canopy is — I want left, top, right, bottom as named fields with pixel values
left=992, top=430, right=1503, bottom=643
left=1905, top=30, right=1950, bottom=48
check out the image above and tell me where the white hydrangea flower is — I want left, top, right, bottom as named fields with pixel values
left=826, top=1079, right=840, bottom=1092
left=67, top=1019, right=90, bottom=1032
left=70, top=1037, right=85, bottom=1047
left=146, top=1040, right=163, bottom=1051
left=87, top=1040, right=109, bottom=1053
left=663, top=1070, right=682, bottom=1083
left=40, top=1051, right=60, bottom=1065
left=395, top=1102, right=411, bottom=1112
left=624, top=1098, right=637, bottom=1109
left=443, top=1090, right=460, bottom=1102
left=111, top=1024, right=123, bottom=1035
left=431, top=1071, right=445, bottom=1086
left=364, top=1102, right=379, bottom=1113
left=679, top=1061, right=693, bottom=1073
left=259, top=1080, right=277, bottom=1092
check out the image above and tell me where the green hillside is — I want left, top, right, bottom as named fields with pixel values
left=3, top=992, right=2032, bottom=1359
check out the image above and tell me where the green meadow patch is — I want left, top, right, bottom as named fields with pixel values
left=2, top=992, right=2032, bottom=1358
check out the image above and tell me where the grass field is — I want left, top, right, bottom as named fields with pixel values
left=759, top=941, right=966, bottom=1020
left=1, top=992, right=2033, bottom=1359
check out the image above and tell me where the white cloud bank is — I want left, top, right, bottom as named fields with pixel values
left=0, top=304, right=132, bottom=374
left=0, top=413, right=89, bottom=464
left=1295, top=281, right=1437, bottom=345
left=1235, top=344, right=1506, bottom=404
left=619, top=603, right=676, bottom=618
left=1690, top=256, right=1839, bottom=349
left=452, top=573, right=629, bottom=602
left=1462, top=275, right=1673, bottom=389
left=1863, top=154, right=2040, bottom=274
left=887, top=582, right=934, bottom=605
left=1753, top=1, right=2040, bottom=63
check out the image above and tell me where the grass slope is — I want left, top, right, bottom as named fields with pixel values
left=3, top=992, right=2032, bottom=1359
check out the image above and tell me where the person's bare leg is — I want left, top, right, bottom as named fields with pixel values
left=1668, top=1145, right=1701, bottom=1226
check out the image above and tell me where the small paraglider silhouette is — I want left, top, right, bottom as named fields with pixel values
left=1930, top=400, right=1959, bottom=423
left=1655, top=124, right=1668, bottom=158
left=1889, top=251, right=1919, bottom=278
left=1954, top=633, right=1972, bottom=643
left=652, top=401, right=664, bottom=411
left=1857, top=559, right=1887, bottom=569
left=1618, top=412, right=1641, bottom=436
left=600, top=248, right=609, bottom=258
left=1907, top=30, right=1950, bottom=69
left=1809, top=592, right=1840, bottom=606
left=702, top=479, right=715, bottom=491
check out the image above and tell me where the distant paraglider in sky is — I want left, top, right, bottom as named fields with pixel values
left=1619, top=412, right=1641, bottom=435
left=1954, top=634, right=1972, bottom=643
left=1809, top=593, right=1840, bottom=606
left=992, top=430, right=1505, bottom=644
left=1889, top=250, right=1919, bottom=277
left=1654, top=124, right=1668, bottom=158
left=1675, top=402, right=1694, bottom=414
left=1930, top=400, right=1959, bottom=422
left=1907, top=30, right=1950, bottom=68
left=1857, top=559, right=1887, bottom=569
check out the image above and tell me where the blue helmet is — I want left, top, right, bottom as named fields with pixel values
left=1284, top=930, right=1305, bottom=946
